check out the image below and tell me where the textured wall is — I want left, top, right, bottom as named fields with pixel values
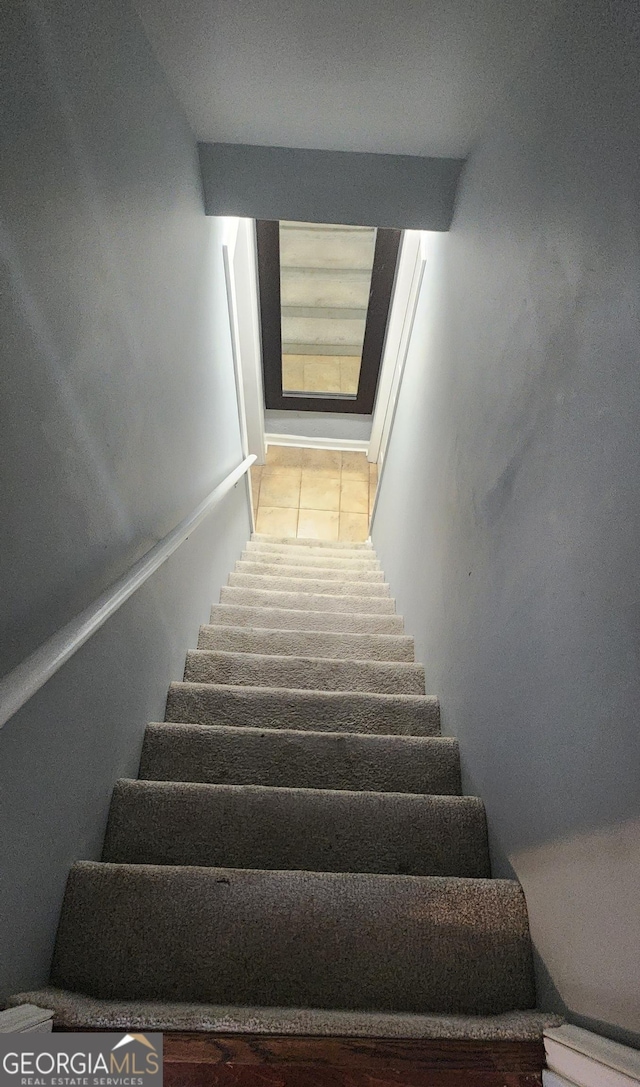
left=0, top=0, right=249, bottom=997
left=373, top=0, right=640, bottom=1045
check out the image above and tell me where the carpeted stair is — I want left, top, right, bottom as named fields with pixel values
left=8, top=532, right=560, bottom=1040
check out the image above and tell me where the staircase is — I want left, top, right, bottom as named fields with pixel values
left=9, top=534, right=559, bottom=1043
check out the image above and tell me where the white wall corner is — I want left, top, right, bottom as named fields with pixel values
left=222, top=217, right=267, bottom=465
left=369, top=230, right=427, bottom=465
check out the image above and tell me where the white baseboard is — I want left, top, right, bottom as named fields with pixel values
left=544, top=1026, right=640, bottom=1087
left=265, top=432, right=370, bottom=454
left=543, top=1072, right=577, bottom=1087
left=0, top=1004, right=54, bottom=1032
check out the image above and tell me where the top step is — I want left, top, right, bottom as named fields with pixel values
left=242, top=549, right=381, bottom=571
left=246, top=542, right=379, bottom=564
left=252, top=534, right=372, bottom=551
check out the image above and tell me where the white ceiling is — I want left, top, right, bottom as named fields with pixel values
left=133, top=0, right=563, bottom=158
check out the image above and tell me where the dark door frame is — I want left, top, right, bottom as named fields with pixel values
left=256, top=220, right=401, bottom=414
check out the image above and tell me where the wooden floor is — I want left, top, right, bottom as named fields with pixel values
left=161, top=1033, right=545, bottom=1086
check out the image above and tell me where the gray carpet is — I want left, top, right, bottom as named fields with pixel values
left=198, top=624, right=415, bottom=661
left=242, top=547, right=381, bottom=569
left=209, top=602, right=405, bottom=634
left=4, top=988, right=564, bottom=1038
left=245, top=541, right=379, bottom=561
left=7, top=533, right=548, bottom=1039
left=165, top=682, right=441, bottom=735
left=183, top=649, right=425, bottom=694
left=50, top=862, right=534, bottom=1014
left=102, top=780, right=489, bottom=876
left=139, top=723, right=461, bottom=793
left=220, top=585, right=396, bottom=613
left=237, top=560, right=384, bottom=581
left=228, top=572, right=391, bottom=596
left=251, top=534, right=373, bottom=550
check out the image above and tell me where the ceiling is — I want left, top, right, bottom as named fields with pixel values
left=133, top=0, right=563, bottom=158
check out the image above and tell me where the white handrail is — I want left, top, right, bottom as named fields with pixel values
left=0, top=455, right=256, bottom=730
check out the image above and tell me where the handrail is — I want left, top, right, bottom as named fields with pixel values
left=0, top=454, right=256, bottom=730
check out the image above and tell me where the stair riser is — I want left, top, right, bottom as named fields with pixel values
left=209, top=604, right=404, bottom=635
left=236, top=561, right=385, bottom=582
left=246, top=543, right=378, bottom=562
left=51, top=863, right=535, bottom=1014
left=197, top=625, right=415, bottom=662
left=184, top=647, right=423, bottom=691
left=166, top=684, right=441, bottom=737
left=252, top=534, right=372, bottom=550
left=103, top=781, right=490, bottom=878
left=220, top=587, right=396, bottom=614
left=140, top=724, right=461, bottom=794
left=184, top=650, right=425, bottom=696
left=242, top=549, right=381, bottom=570
left=228, top=573, right=391, bottom=598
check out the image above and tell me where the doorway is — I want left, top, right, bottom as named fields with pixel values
left=223, top=216, right=427, bottom=539
left=256, top=220, right=401, bottom=415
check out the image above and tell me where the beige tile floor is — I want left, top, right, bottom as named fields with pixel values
left=251, top=447, right=378, bottom=542
left=282, top=355, right=361, bottom=396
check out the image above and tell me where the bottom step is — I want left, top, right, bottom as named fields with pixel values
left=49, top=863, right=534, bottom=1014
left=6, top=988, right=562, bottom=1039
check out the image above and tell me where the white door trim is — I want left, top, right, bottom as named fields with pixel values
left=222, top=217, right=266, bottom=465
left=221, top=220, right=429, bottom=485
left=368, top=230, right=428, bottom=465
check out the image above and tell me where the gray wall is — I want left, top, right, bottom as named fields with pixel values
left=199, top=143, right=463, bottom=230
left=0, top=0, right=249, bottom=998
left=265, top=409, right=372, bottom=444
left=373, top=0, right=640, bottom=1045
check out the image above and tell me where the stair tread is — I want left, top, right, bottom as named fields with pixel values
left=140, top=722, right=460, bottom=793
left=6, top=988, right=562, bottom=1039
left=252, top=534, right=372, bottom=550
left=198, top=624, right=415, bottom=661
left=169, top=680, right=434, bottom=704
left=113, top=778, right=470, bottom=804
left=103, top=778, right=489, bottom=876
left=220, top=586, right=396, bottom=614
left=184, top=648, right=426, bottom=695
left=235, top=560, right=385, bottom=581
left=228, top=572, right=391, bottom=597
left=50, top=862, right=535, bottom=1015
left=242, top=548, right=381, bottom=569
left=166, top=681, right=441, bottom=736
left=210, top=603, right=404, bottom=635
left=246, top=543, right=379, bottom=562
